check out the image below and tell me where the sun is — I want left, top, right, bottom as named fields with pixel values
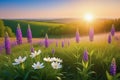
left=84, top=13, right=94, bottom=22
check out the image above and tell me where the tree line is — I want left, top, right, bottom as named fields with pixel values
left=0, top=20, right=15, bottom=37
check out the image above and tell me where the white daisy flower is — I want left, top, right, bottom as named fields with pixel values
left=55, top=58, right=63, bottom=63
left=51, top=62, right=62, bottom=69
left=51, top=57, right=56, bottom=62
left=51, top=57, right=62, bottom=63
left=32, top=62, right=44, bottom=69
left=30, top=50, right=41, bottom=58
left=43, top=57, right=52, bottom=62
left=12, top=56, right=27, bottom=65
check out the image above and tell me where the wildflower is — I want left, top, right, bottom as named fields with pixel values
left=43, top=57, right=63, bottom=63
left=45, top=34, right=49, bottom=48
left=51, top=62, right=62, bottom=69
left=111, top=24, right=115, bottom=36
left=12, top=56, right=27, bottom=65
left=108, top=34, right=112, bottom=44
left=52, top=48, right=55, bottom=54
left=51, top=57, right=63, bottom=63
left=27, top=24, right=32, bottom=43
left=32, top=62, right=44, bottom=69
left=89, top=27, right=94, bottom=41
left=55, top=58, right=63, bottom=63
left=51, top=57, right=56, bottom=62
left=76, top=29, right=80, bottom=43
left=30, top=45, right=34, bottom=53
left=30, top=50, right=41, bottom=58
left=43, top=57, right=52, bottom=62
left=83, top=49, right=88, bottom=62
left=62, top=41, right=64, bottom=48
left=16, top=24, right=22, bottom=44
left=4, top=32, right=11, bottom=54
left=110, top=58, right=116, bottom=76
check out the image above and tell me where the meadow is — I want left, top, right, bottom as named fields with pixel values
left=0, top=30, right=120, bottom=80
left=1, top=0, right=120, bottom=80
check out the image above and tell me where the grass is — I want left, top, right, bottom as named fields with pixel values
left=0, top=36, right=120, bottom=80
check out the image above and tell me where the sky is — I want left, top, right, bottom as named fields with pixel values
left=0, top=0, right=120, bottom=19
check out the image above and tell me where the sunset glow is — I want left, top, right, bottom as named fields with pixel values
left=84, top=14, right=94, bottom=22
left=0, top=0, right=120, bottom=19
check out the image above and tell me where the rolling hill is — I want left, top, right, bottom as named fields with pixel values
left=3, top=20, right=64, bottom=38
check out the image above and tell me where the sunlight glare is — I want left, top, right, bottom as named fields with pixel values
left=84, top=13, right=94, bottom=22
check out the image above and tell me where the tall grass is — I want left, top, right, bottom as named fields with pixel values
left=0, top=37, right=120, bottom=80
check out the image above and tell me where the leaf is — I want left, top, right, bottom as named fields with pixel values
left=24, top=70, right=34, bottom=80
left=88, top=71, right=96, bottom=75
left=57, top=73, right=64, bottom=76
left=82, top=60, right=88, bottom=68
left=76, top=67, right=81, bottom=71
left=21, top=63, right=25, bottom=70
left=106, top=71, right=113, bottom=80
left=56, top=76, right=62, bottom=80
left=89, top=50, right=94, bottom=56
left=115, top=73, right=120, bottom=78
left=75, top=62, right=82, bottom=66
left=85, top=62, right=88, bottom=68
left=82, top=60, right=85, bottom=67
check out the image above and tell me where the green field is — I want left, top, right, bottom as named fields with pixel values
left=3, top=20, right=64, bottom=38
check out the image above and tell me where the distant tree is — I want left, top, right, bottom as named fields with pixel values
left=40, top=30, right=45, bottom=37
left=5, top=26, right=15, bottom=37
left=0, top=20, right=5, bottom=37
left=0, top=20, right=15, bottom=37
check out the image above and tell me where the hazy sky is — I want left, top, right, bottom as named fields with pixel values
left=0, top=0, right=120, bottom=19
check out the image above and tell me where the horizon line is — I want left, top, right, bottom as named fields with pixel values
left=1, top=17, right=120, bottom=20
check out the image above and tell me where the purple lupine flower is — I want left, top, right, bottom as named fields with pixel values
left=56, top=41, right=58, bottom=47
left=76, top=29, right=80, bottom=43
left=83, top=49, right=88, bottom=62
left=62, top=41, right=64, bottom=48
left=52, top=48, right=55, bottom=54
left=111, top=24, right=115, bottom=36
left=89, top=27, right=94, bottom=41
left=110, top=58, right=116, bottom=76
left=108, top=34, right=112, bottom=44
left=16, top=24, right=22, bottom=45
left=27, top=24, right=32, bottom=43
left=30, top=46, right=34, bottom=53
left=4, top=32, right=11, bottom=54
left=44, top=34, right=49, bottom=48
